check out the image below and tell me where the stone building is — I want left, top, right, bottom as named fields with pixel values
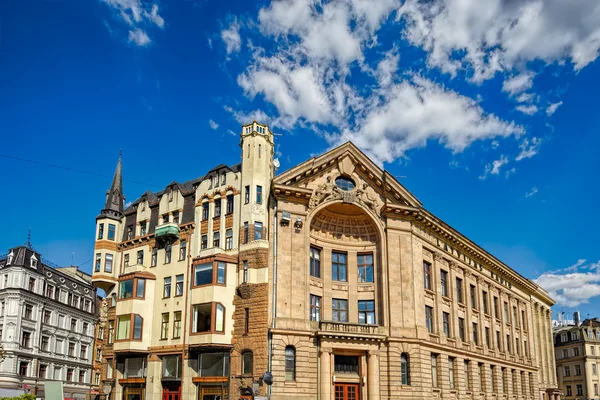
left=554, top=318, right=600, bottom=399
left=0, top=245, right=98, bottom=399
left=91, top=122, right=559, bottom=400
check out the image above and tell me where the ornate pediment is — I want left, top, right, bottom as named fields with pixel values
left=274, top=142, right=421, bottom=210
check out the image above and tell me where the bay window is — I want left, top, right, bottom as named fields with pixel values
left=191, top=303, right=225, bottom=334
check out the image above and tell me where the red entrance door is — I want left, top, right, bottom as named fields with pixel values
left=162, top=386, right=181, bottom=400
left=334, top=384, right=359, bottom=400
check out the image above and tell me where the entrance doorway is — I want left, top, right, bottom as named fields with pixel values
left=334, top=383, right=359, bottom=400
left=162, top=384, right=181, bottom=400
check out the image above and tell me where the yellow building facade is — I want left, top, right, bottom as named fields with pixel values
left=91, top=123, right=559, bottom=400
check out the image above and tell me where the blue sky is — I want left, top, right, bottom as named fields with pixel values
left=1, top=0, right=600, bottom=319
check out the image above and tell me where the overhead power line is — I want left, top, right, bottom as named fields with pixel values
left=0, top=153, right=159, bottom=187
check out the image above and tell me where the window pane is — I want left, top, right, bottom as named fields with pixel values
left=135, top=279, right=145, bottom=298
left=117, top=316, right=131, bottom=340
left=192, top=303, right=212, bottom=333
left=194, top=263, right=213, bottom=286
left=242, top=352, right=253, bottom=375
left=215, top=304, right=224, bottom=332
left=200, top=352, right=229, bottom=377
left=217, top=262, right=226, bottom=284
left=133, top=315, right=142, bottom=339
left=120, top=280, right=133, bottom=299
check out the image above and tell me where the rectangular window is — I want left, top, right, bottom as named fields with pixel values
left=80, top=344, right=87, bottom=359
left=442, top=312, right=450, bottom=336
left=126, top=225, right=133, bottom=240
left=98, top=223, right=104, bottom=240
left=213, top=231, right=220, bottom=248
left=503, top=302, right=509, bottom=322
left=482, top=291, right=488, bottom=314
left=566, top=385, right=572, bottom=396
left=199, top=352, right=230, bottom=377
left=140, top=221, right=147, bottom=236
left=332, top=252, right=347, bottom=282
left=310, top=295, right=321, bottom=321
left=573, top=347, right=579, bottom=356
left=201, top=235, right=208, bottom=249
left=423, top=261, right=432, bottom=290
left=42, top=335, right=50, bottom=351
left=593, top=363, right=597, bottom=375
left=217, top=262, right=226, bottom=284
left=244, top=222, right=249, bottom=243
left=214, top=200, right=221, bottom=217
left=163, top=214, right=170, bottom=223
left=522, top=310, right=526, bottom=329
left=108, top=224, right=115, bottom=240
left=485, top=327, right=491, bottom=348
left=506, top=334, right=511, bottom=353
left=137, top=250, right=143, bottom=265
left=120, top=279, right=134, bottom=299
left=254, top=221, right=263, bottom=240
left=431, top=354, right=438, bottom=387
left=425, top=306, right=433, bottom=333
left=497, top=331, right=502, bottom=351
left=357, top=253, right=374, bottom=283
left=455, top=278, right=463, bottom=303
left=151, top=248, right=157, bottom=267
left=575, top=364, right=581, bottom=376
left=179, top=240, right=187, bottom=260
left=19, top=362, right=28, bottom=377
left=226, top=195, right=234, bottom=214
left=440, top=270, right=448, bottom=296
left=136, top=279, right=145, bottom=298
left=108, top=322, right=114, bottom=344
left=39, top=364, right=47, bottom=379
left=577, top=384, right=583, bottom=396
left=22, top=331, right=31, bottom=348
left=175, top=274, right=184, bottom=296
left=472, top=322, right=478, bottom=345
left=225, top=229, right=233, bottom=250
left=117, top=315, right=131, bottom=340
left=106, top=360, right=113, bottom=379
left=95, top=253, right=101, bottom=272
left=256, top=185, right=263, bottom=204
left=332, top=299, right=348, bottom=322
left=25, top=304, right=33, bottom=319
left=105, top=254, right=113, bottom=273
left=494, top=296, right=499, bottom=319
left=162, top=355, right=182, bottom=379
left=243, top=260, right=248, bottom=283
left=164, top=277, right=172, bottom=298
left=173, top=311, right=182, bottom=339
left=165, top=244, right=172, bottom=263
left=194, top=263, right=212, bottom=286
left=244, top=185, right=250, bottom=204
left=68, top=342, right=75, bottom=357
left=191, top=303, right=224, bottom=333
left=161, top=313, right=169, bottom=340
left=202, top=203, right=209, bottom=220
left=458, top=317, right=465, bottom=341
left=310, top=247, right=321, bottom=278
left=470, top=284, right=477, bottom=309
left=595, top=383, right=598, bottom=395
left=359, top=300, right=375, bottom=324
left=564, top=366, right=570, bottom=377
left=448, top=357, right=455, bottom=389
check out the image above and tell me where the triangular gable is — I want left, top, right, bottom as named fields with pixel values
left=275, top=141, right=421, bottom=208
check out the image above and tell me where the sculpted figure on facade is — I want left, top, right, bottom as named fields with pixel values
left=309, top=175, right=342, bottom=210
left=355, top=183, right=380, bottom=215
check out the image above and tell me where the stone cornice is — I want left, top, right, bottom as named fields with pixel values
left=272, top=183, right=312, bottom=203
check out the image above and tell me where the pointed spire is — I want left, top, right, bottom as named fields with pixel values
left=101, top=152, right=124, bottom=218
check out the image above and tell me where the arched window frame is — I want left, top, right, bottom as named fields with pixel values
left=285, top=346, right=296, bottom=381
left=401, top=353, right=410, bottom=385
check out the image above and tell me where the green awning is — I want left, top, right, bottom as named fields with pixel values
left=155, top=224, right=179, bottom=240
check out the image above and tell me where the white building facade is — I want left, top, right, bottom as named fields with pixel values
left=0, top=245, right=98, bottom=399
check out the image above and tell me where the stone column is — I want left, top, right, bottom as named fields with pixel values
left=448, top=260, right=459, bottom=339
left=545, top=310, right=555, bottom=386
left=367, top=350, right=380, bottom=400
left=320, top=347, right=332, bottom=400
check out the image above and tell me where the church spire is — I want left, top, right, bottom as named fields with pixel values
left=101, top=152, right=124, bottom=218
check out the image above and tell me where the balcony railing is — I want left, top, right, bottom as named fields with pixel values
left=318, top=321, right=385, bottom=336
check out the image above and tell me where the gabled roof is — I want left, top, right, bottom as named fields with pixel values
left=275, top=141, right=421, bottom=208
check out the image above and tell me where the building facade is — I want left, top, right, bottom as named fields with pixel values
left=554, top=318, right=600, bottom=399
left=92, top=122, right=559, bottom=400
left=0, top=246, right=98, bottom=399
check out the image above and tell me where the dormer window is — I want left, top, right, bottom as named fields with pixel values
left=7, top=250, right=14, bottom=265
left=31, top=254, right=38, bottom=268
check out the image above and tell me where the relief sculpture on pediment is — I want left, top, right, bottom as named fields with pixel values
left=308, top=175, right=381, bottom=216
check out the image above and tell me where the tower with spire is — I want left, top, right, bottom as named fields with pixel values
left=93, top=153, right=124, bottom=292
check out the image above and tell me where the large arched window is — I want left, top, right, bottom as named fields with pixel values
left=242, top=351, right=253, bottom=375
left=401, top=353, right=410, bottom=385
left=285, top=346, right=296, bottom=381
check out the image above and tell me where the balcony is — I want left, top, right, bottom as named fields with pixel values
left=318, top=321, right=386, bottom=340
left=155, top=223, right=179, bottom=243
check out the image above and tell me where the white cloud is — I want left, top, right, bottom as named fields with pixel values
left=398, top=0, right=600, bottom=82
left=102, top=0, right=165, bottom=47
left=209, top=120, right=219, bottom=130
left=224, top=106, right=272, bottom=126
left=516, top=137, right=542, bottom=161
left=480, top=155, right=509, bottom=180
left=503, top=72, right=535, bottom=96
left=505, top=167, right=516, bottom=178
left=516, top=104, right=539, bottom=115
left=128, top=29, right=151, bottom=46
left=516, top=93, right=534, bottom=103
left=376, top=49, right=400, bottom=88
left=221, top=18, right=242, bottom=54
left=546, top=101, right=563, bottom=116
left=534, top=260, right=600, bottom=307
left=525, top=187, right=538, bottom=197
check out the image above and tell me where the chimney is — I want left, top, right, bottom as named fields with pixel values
left=574, top=311, right=581, bottom=326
